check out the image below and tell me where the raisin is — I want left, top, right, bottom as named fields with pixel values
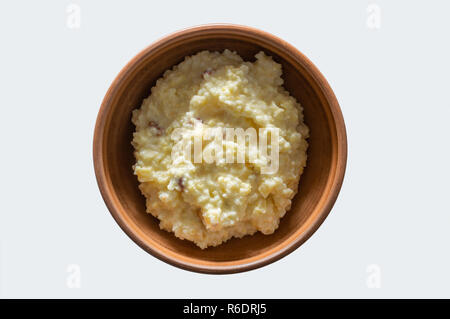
left=148, top=121, right=163, bottom=136
left=177, top=177, right=185, bottom=191
left=202, top=68, right=215, bottom=78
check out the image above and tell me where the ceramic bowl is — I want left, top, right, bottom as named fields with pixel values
left=93, top=24, right=347, bottom=274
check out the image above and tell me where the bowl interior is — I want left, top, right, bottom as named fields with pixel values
left=98, top=27, right=340, bottom=270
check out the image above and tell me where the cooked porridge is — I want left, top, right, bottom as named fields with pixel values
left=131, top=50, right=309, bottom=248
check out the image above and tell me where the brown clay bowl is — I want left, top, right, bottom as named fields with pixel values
left=93, top=24, right=347, bottom=274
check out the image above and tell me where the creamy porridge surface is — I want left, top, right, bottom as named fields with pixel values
left=132, top=50, right=309, bottom=249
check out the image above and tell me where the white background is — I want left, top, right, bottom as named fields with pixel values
left=0, top=0, right=449, bottom=298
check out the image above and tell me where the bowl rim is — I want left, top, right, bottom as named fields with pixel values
left=93, top=23, right=347, bottom=274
